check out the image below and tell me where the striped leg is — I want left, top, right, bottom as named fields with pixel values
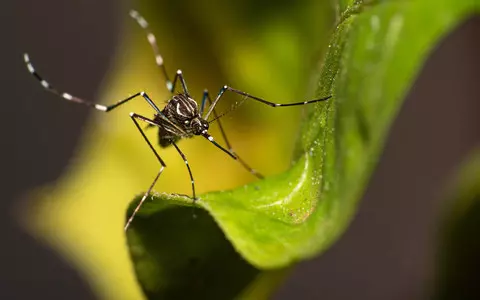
left=129, top=9, right=171, bottom=91
left=129, top=10, right=189, bottom=95
left=125, top=113, right=167, bottom=231
left=204, top=85, right=332, bottom=120
left=24, top=53, right=163, bottom=114
left=169, top=70, right=189, bottom=95
left=130, top=9, right=190, bottom=96
left=201, top=132, right=237, bottom=160
left=171, top=142, right=197, bottom=200
left=201, top=90, right=263, bottom=179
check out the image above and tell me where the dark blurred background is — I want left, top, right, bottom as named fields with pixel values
left=3, top=0, right=479, bottom=299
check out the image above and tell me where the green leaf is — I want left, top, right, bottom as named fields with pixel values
left=433, top=150, right=480, bottom=299
left=127, top=198, right=290, bottom=299
left=126, top=0, right=479, bottom=297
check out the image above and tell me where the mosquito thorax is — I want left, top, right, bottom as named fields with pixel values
left=190, top=117, right=209, bottom=135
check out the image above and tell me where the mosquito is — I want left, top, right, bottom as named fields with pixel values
left=24, top=10, right=331, bottom=231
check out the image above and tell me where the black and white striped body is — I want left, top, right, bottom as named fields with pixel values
left=156, top=93, right=209, bottom=147
left=23, top=9, right=331, bottom=231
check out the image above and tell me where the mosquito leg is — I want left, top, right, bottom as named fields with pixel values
left=129, top=10, right=190, bottom=96
left=129, top=10, right=172, bottom=91
left=125, top=113, right=167, bottom=231
left=24, top=53, right=110, bottom=111
left=171, top=142, right=197, bottom=200
left=204, top=85, right=332, bottom=120
left=99, top=91, right=164, bottom=114
left=169, top=70, right=189, bottom=95
left=199, top=89, right=208, bottom=116
left=202, top=90, right=263, bottom=179
left=24, top=53, right=164, bottom=114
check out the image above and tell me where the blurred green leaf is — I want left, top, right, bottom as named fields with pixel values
left=126, top=0, right=479, bottom=297
left=434, top=150, right=480, bottom=299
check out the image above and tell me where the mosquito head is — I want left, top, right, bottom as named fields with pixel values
left=191, top=117, right=209, bottom=135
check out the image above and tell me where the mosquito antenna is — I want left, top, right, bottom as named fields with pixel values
left=208, top=96, right=247, bottom=124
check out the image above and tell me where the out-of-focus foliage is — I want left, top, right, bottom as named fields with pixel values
left=21, top=0, right=480, bottom=298
left=126, top=0, right=479, bottom=298
left=21, top=0, right=333, bottom=299
left=434, top=150, right=480, bottom=299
